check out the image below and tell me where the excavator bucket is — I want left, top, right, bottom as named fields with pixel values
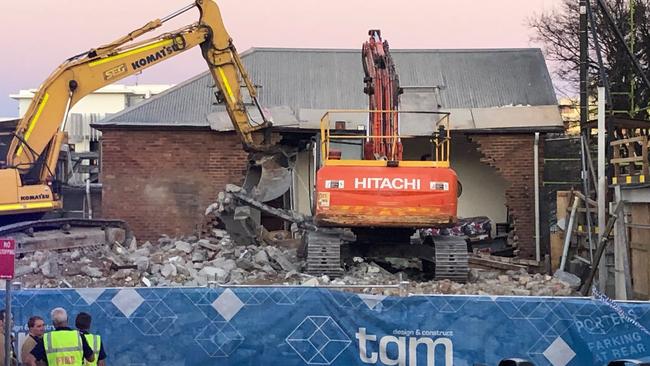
left=243, top=151, right=292, bottom=202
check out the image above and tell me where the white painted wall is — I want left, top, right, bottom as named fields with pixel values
left=293, top=150, right=314, bottom=216
left=403, top=134, right=508, bottom=230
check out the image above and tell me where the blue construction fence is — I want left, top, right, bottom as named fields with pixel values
left=1, top=287, right=649, bottom=365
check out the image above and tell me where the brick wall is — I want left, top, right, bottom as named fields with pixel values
left=100, top=129, right=248, bottom=242
left=469, top=134, right=544, bottom=259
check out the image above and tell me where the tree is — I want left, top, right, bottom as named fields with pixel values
left=529, top=0, right=650, bottom=119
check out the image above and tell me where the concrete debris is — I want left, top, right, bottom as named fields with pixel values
left=161, top=263, right=177, bottom=278
left=81, top=266, right=103, bottom=278
left=11, top=231, right=580, bottom=297
left=553, top=269, right=582, bottom=290
left=174, top=240, right=193, bottom=254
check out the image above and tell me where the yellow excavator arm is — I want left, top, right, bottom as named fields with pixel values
left=1, top=0, right=283, bottom=220
left=7, top=0, right=268, bottom=179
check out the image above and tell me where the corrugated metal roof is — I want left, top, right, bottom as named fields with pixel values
left=96, top=47, right=557, bottom=127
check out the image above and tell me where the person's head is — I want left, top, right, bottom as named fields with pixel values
left=0, top=309, right=12, bottom=329
left=28, top=316, right=45, bottom=337
left=74, top=312, right=92, bottom=331
left=50, top=307, right=68, bottom=328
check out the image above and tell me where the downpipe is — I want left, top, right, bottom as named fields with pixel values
left=534, top=132, right=540, bottom=263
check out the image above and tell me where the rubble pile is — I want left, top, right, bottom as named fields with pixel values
left=14, top=229, right=303, bottom=288
left=13, top=231, right=580, bottom=296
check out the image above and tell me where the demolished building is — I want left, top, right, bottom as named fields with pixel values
left=92, top=47, right=563, bottom=259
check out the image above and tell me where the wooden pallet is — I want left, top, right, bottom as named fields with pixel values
left=611, top=135, right=649, bottom=185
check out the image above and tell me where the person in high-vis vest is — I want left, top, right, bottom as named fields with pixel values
left=74, top=313, right=105, bottom=366
left=30, top=308, right=94, bottom=366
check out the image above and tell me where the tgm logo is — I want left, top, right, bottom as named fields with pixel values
left=286, top=316, right=351, bottom=365
left=356, top=328, right=453, bottom=366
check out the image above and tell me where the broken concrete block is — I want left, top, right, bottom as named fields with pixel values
left=176, top=264, right=191, bottom=277
left=81, top=266, right=103, bottom=278
left=15, top=265, right=35, bottom=277
left=134, top=257, right=150, bottom=272
left=198, top=239, right=220, bottom=251
left=40, top=260, right=60, bottom=279
left=168, top=256, right=186, bottom=266
left=253, top=250, right=269, bottom=265
left=33, top=251, right=47, bottom=266
left=229, top=269, right=246, bottom=283
left=70, top=250, right=81, bottom=261
left=302, top=277, right=319, bottom=286
left=161, top=263, right=177, bottom=278
left=212, top=229, right=227, bottom=239
left=150, top=253, right=164, bottom=265
left=151, top=263, right=162, bottom=274
left=235, top=258, right=255, bottom=271
left=111, top=269, right=132, bottom=280
left=265, top=246, right=296, bottom=272
left=133, top=247, right=151, bottom=258
left=174, top=241, right=193, bottom=254
left=284, top=270, right=299, bottom=280
left=127, top=236, right=138, bottom=251
left=553, top=270, right=581, bottom=289
left=191, top=251, right=206, bottom=262
left=198, top=266, right=227, bottom=281
left=367, top=264, right=381, bottom=274
left=62, top=265, right=82, bottom=276
left=261, top=264, right=277, bottom=275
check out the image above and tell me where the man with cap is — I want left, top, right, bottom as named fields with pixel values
left=31, top=308, right=93, bottom=365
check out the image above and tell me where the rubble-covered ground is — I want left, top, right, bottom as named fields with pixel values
left=13, top=229, right=579, bottom=296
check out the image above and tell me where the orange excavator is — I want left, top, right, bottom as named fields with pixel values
left=220, top=30, right=468, bottom=281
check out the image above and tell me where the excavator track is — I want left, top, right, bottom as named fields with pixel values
left=433, top=235, right=469, bottom=282
left=0, top=218, right=131, bottom=237
left=304, top=229, right=354, bottom=278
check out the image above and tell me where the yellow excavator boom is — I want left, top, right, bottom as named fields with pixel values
left=0, top=0, right=281, bottom=220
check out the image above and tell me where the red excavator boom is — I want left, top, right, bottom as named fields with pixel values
left=362, top=29, right=403, bottom=161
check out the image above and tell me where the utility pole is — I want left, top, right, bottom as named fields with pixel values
left=579, top=0, right=589, bottom=131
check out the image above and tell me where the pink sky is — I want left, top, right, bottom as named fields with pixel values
left=0, top=0, right=562, bottom=116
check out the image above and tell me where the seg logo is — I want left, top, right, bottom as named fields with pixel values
left=356, top=328, right=453, bottom=366
left=103, top=63, right=127, bottom=81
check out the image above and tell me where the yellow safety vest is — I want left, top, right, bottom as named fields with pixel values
left=82, top=333, right=101, bottom=366
left=43, top=330, right=84, bottom=366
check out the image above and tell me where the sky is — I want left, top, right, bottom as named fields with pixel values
left=0, top=0, right=563, bottom=117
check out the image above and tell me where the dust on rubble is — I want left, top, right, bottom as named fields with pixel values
left=12, top=230, right=578, bottom=297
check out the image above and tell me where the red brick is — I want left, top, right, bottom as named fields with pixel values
left=99, top=129, right=248, bottom=242
left=469, top=134, right=544, bottom=259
